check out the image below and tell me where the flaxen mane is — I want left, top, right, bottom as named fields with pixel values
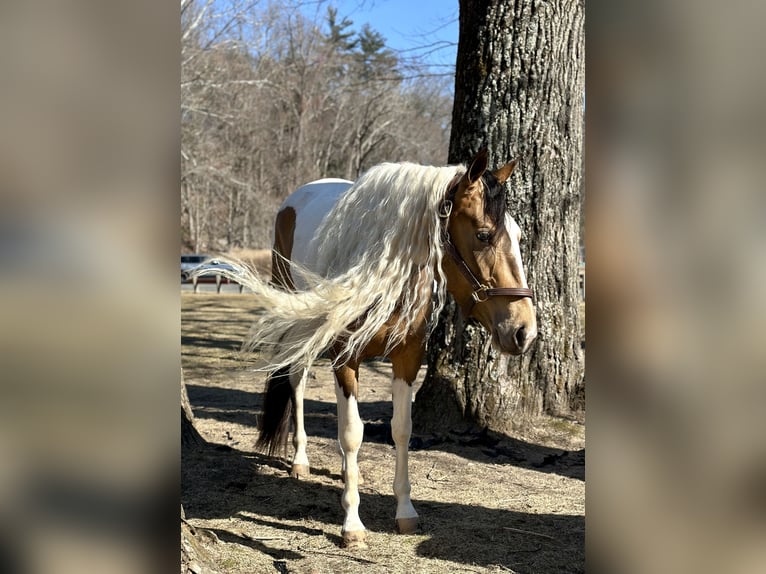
left=217, top=160, right=508, bottom=371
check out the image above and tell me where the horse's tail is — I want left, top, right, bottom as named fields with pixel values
left=187, top=256, right=357, bottom=369
left=255, top=366, right=293, bottom=457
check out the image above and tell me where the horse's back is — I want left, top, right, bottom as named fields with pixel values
left=274, top=178, right=353, bottom=283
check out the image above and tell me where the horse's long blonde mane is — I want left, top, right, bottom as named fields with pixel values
left=219, top=161, right=466, bottom=371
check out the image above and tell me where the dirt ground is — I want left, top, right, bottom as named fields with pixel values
left=182, top=293, right=584, bottom=574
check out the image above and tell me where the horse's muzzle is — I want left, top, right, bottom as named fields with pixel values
left=494, top=322, right=537, bottom=355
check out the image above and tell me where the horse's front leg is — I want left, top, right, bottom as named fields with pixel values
left=391, top=377, right=418, bottom=534
left=334, top=365, right=367, bottom=548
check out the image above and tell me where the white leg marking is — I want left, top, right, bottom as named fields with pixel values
left=337, top=439, right=347, bottom=476
left=290, top=368, right=309, bottom=469
left=335, top=381, right=365, bottom=535
left=391, top=378, right=418, bottom=521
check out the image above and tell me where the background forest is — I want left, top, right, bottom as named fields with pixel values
left=182, top=0, right=455, bottom=252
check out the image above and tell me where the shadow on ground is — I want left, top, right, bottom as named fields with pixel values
left=182, top=442, right=584, bottom=573
left=186, top=383, right=584, bottom=482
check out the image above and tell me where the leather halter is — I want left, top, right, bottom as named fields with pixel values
left=439, top=177, right=534, bottom=315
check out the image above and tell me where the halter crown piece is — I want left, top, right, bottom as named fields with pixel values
left=439, top=186, right=534, bottom=314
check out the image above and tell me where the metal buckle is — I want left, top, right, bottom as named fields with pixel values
left=438, top=200, right=453, bottom=218
left=471, top=285, right=489, bottom=303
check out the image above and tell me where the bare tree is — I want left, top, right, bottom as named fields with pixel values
left=415, top=0, right=585, bottom=433
left=181, top=1, right=454, bottom=251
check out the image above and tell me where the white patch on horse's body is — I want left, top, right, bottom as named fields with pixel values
left=281, top=178, right=352, bottom=280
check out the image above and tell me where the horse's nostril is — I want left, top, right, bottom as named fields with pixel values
left=514, top=326, right=527, bottom=348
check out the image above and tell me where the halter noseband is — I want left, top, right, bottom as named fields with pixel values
left=440, top=177, right=534, bottom=315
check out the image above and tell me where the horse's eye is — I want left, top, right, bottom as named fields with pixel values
left=476, top=230, right=492, bottom=243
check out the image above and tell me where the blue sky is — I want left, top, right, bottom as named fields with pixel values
left=300, top=0, right=459, bottom=74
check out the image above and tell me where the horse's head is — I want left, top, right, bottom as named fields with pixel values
left=442, top=149, right=537, bottom=355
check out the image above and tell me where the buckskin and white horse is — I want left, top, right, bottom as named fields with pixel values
left=221, top=149, right=537, bottom=548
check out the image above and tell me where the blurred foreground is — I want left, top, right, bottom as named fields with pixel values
left=0, top=1, right=765, bottom=573
left=588, top=1, right=766, bottom=572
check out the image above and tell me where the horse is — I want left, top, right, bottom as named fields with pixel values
left=228, top=148, right=537, bottom=548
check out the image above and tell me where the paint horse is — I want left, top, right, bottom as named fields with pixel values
left=236, top=149, right=537, bottom=548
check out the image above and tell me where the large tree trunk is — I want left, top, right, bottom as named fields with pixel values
left=415, top=0, right=584, bottom=433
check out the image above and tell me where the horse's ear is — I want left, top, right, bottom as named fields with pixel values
left=467, top=148, right=489, bottom=183
left=492, top=158, right=518, bottom=184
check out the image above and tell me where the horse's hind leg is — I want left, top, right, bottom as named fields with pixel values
left=290, top=366, right=310, bottom=479
left=334, top=364, right=367, bottom=548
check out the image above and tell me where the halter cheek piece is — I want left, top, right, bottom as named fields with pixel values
left=439, top=180, right=534, bottom=315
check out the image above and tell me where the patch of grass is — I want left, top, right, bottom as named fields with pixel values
left=549, top=417, right=581, bottom=437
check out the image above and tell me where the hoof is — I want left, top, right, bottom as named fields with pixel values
left=396, top=517, right=419, bottom=534
left=341, top=530, right=368, bottom=549
left=290, top=464, right=310, bottom=479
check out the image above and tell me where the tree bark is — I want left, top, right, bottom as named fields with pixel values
left=415, top=0, right=584, bottom=433
left=182, top=369, right=205, bottom=451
